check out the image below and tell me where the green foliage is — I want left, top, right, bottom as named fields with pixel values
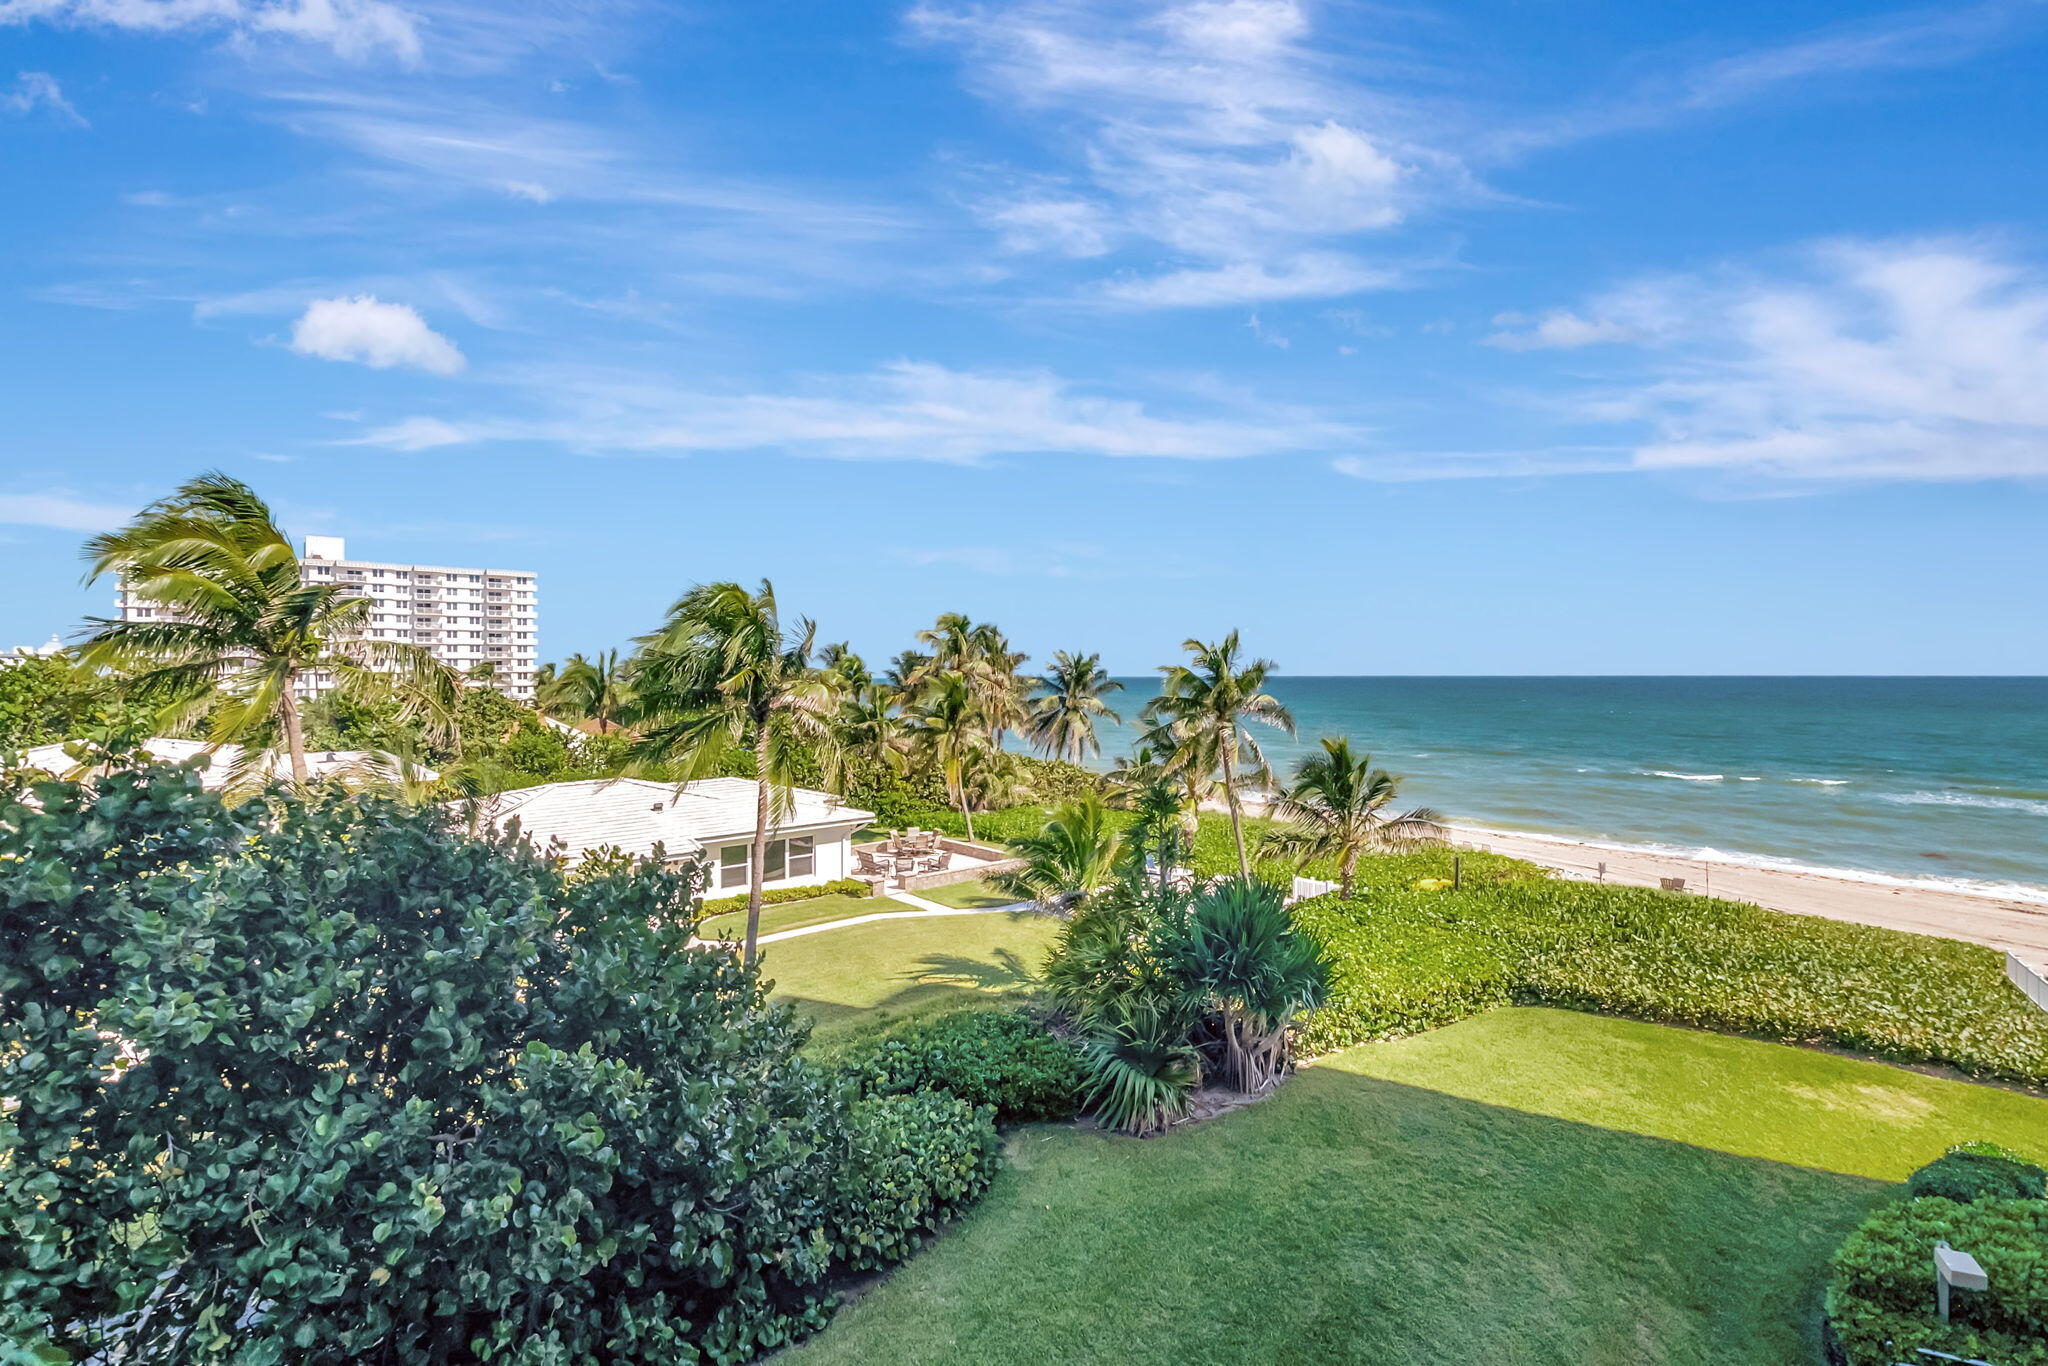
left=830, top=1092, right=1000, bottom=1273
left=1288, top=850, right=2048, bottom=1086
left=989, top=794, right=1126, bottom=910
left=1825, top=1197, right=2048, bottom=1365
left=0, top=653, right=153, bottom=749
left=840, top=1010, right=1087, bottom=1124
left=0, top=760, right=990, bottom=1365
left=700, top=878, right=874, bottom=919
left=1075, top=995, right=1203, bottom=1138
left=1908, top=1147, right=2048, bottom=1203
left=1158, top=876, right=1332, bottom=1092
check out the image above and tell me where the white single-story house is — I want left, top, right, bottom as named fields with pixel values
left=18, top=738, right=429, bottom=788
left=466, top=777, right=873, bottom=894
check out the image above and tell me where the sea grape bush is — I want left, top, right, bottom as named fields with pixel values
left=1907, top=1145, right=2048, bottom=1203
left=1825, top=1197, right=2048, bottom=1365
left=839, top=1010, right=1087, bottom=1124
left=0, top=759, right=995, bottom=1365
left=1290, top=871, right=2048, bottom=1085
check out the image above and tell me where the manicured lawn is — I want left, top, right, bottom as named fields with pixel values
left=788, top=1007, right=2048, bottom=1366
left=759, top=911, right=1061, bottom=1048
left=912, top=879, right=1025, bottom=910
left=696, top=892, right=885, bottom=943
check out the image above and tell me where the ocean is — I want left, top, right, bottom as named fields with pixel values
left=1081, top=677, right=2048, bottom=903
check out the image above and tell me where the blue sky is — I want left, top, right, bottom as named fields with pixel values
left=4, top=0, right=2047, bottom=674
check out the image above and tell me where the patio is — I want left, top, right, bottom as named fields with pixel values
left=851, top=831, right=1023, bottom=894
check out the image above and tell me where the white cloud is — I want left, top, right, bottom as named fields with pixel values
left=1485, top=309, right=1643, bottom=351
left=0, top=0, right=423, bottom=63
left=3, top=70, right=86, bottom=125
left=288, top=294, right=465, bottom=374
left=910, top=0, right=1458, bottom=306
left=343, top=359, right=1366, bottom=463
left=0, top=491, right=133, bottom=531
left=1500, top=238, right=2048, bottom=481
left=500, top=179, right=553, bottom=204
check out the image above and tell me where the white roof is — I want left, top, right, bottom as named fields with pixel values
left=17, top=738, right=431, bottom=787
left=467, top=777, right=871, bottom=863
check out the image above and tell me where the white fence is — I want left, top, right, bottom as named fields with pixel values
left=2008, top=953, right=2048, bottom=1013
left=1290, top=876, right=1340, bottom=902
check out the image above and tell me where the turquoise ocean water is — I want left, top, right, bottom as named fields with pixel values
left=1081, top=678, right=2048, bottom=902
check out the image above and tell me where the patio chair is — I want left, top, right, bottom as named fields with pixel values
left=854, top=849, right=888, bottom=879
left=919, top=850, right=953, bottom=875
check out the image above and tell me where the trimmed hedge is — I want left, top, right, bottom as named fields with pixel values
left=831, top=1092, right=1000, bottom=1271
left=840, top=1010, right=1087, bottom=1124
left=1290, top=852, right=2048, bottom=1088
left=1826, top=1197, right=2048, bottom=1365
left=699, top=878, right=872, bottom=919
left=1909, top=1146, right=2048, bottom=1203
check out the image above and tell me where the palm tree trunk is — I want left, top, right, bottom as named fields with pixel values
left=958, top=785, right=976, bottom=843
left=279, top=682, right=309, bottom=784
left=1340, top=846, right=1360, bottom=899
left=1221, top=744, right=1249, bottom=878
left=744, top=778, right=771, bottom=966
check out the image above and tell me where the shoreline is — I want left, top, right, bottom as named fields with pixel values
left=1208, top=796, right=2048, bottom=961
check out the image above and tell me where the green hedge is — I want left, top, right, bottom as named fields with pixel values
left=699, top=878, right=872, bottom=918
left=839, top=1010, right=1087, bottom=1124
left=831, top=1091, right=999, bottom=1272
left=1826, top=1197, right=2048, bottom=1365
left=1290, top=851, right=2048, bottom=1087
left=1909, top=1146, right=2048, bottom=1203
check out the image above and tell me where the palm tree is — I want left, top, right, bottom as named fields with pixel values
left=1026, top=651, right=1123, bottom=762
left=1164, top=877, right=1331, bottom=1093
left=626, top=580, right=838, bottom=964
left=79, top=472, right=457, bottom=784
left=1266, top=738, right=1444, bottom=897
left=988, top=794, right=1126, bottom=911
left=818, top=641, right=871, bottom=694
left=903, top=669, right=989, bottom=842
left=914, top=613, right=1026, bottom=745
left=541, top=649, right=632, bottom=733
left=1145, top=632, right=1294, bottom=878
left=1105, top=744, right=1187, bottom=888
left=832, top=680, right=909, bottom=784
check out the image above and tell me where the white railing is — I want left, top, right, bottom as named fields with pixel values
left=2007, top=953, right=2048, bottom=1012
left=1290, top=876, right=1340, bottom=902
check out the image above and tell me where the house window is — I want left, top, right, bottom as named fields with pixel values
left=786, top=836, right=815, bottom=879
left=719, top=845, right=748, bottom=889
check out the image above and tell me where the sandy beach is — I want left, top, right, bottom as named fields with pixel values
left=1212, top=796, right=2048, bottom=963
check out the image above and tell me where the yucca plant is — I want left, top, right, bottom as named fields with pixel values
left=1077, top=993, right=1202, bottom=1138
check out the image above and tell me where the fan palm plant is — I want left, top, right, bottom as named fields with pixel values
left=540, top=649, right=633, bottom=734
left=1075, top=993, right=1203, bottom=1137
left=1266, top=737, right=1446, bottom=897
left=1145, top=632, right=1294, bottom=878
left=79, top=472, right=458, bottom=784
left=626, top=579, right=839, bottom=963
left=1163, top=877, right=1331, bottom=1094
left=988, top=794, right=1126, bottom=911
left=1026, top=650, right=1124, bottom=762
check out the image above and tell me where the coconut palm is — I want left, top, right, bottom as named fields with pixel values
left=79, top=472, right=458, bottom=784
left=626, top=579, right=839, bottom=964
left=831, top=680, right=910, bottom=787
left=818, top=641, right=872, bottom=694
left=1026, top=651, right=1123, bottom=762
left=903, top=669, right=990, bottom=842
left=541, top=649, right=633, bottom=733
left=1145, top=632, right=1295, bottom=878
left=1265, top=737, right=1446, bottom=897
left=988, top=794, right=1126, bottom=911
left=914, top=613, right=1026, bottom=745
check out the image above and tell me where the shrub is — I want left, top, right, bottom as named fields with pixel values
left=0, top=762, right=987, bottom=1365
left=841, top=1010, right=1087, bottom=1124
left=1825, top=1197, right=2048, bottom=1365
left=699, top=877, right=873, bottom=919
left=831, top=1091, right=1000, bottom=1271
left=1291, top=863, right=2048, bottom=1087
left=1909, top=1146, right=2048, bottom=1203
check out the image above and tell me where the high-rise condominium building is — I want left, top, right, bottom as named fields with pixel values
left=114, top=535, right=541, bottom=701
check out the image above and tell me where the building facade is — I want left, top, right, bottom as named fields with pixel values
left=114, top=534, right=540, bottom=701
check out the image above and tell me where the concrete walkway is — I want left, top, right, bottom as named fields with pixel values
left=737, top=890, right=1035, bottom=947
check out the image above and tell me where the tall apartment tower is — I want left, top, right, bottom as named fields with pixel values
left=298, top=537, right=539, bottom=699
left=118, top=536, right=540, bottom=701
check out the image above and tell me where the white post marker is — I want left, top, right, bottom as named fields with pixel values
left=1934, top=1241, right=1988, bottom=1322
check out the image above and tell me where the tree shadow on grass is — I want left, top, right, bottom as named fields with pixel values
left=781, top=948, right=1040, bottom=1044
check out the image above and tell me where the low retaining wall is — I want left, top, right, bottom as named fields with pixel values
left=854, top=837, right=1026, bottom=893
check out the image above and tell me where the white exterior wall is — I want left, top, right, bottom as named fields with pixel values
left=120, top=535, right=540, bottom=701
left=704, top=823, right=860, bottom=894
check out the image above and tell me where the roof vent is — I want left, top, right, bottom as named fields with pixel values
left=650, top=802, right=665, bottom=811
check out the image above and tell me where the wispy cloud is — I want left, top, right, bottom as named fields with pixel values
left=910, top=0, right=1467, bottom=307
left=3, top=70, right=86, bottom=125
left=1479, top=237, right=2048, bottom=482
left=341, top=359, right=1369, bottom=463
left=0, top=491, right=134, bottom=532
left=0, top=0, right=425, bottom=64
left=289, top=295, right=466, bottom=374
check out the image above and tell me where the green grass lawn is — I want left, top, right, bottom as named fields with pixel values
left=911, top=879, right=1025, bottom=910
left=696, top=892, right=887, bottom=943
left=759, top=911, right=1061, bottom=1048
left=788, top=1007, right=2048, bottom=1366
